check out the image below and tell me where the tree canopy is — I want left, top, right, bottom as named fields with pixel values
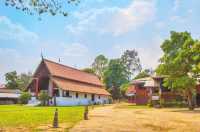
left=156, top=31, right=200, bottom=110
left=134, top=69, right=153, bottom=79
left=4, top=0, right=80, bottom=16
left=18, top=72, right=32, bottom=91
left=92, top=55, right=108, bottom=79
left=90, top=50, right=141, bottom=99
left=103, top=59, right=129, bottom=99
left=121, top=49, right=142, bottom=78
left=5, top=71, right=32, bottom=91
left=5, top=71, right=19, bottom=89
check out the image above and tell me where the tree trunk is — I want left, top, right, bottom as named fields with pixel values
left=187, top=90, right=195, bottom=110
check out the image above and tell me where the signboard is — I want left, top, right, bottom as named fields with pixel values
left=152, top=96, right=159, bottom=100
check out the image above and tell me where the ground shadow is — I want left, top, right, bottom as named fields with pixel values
left=170, top=108, right=200, bottom=114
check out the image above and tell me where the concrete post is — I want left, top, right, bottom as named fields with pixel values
left=84, top=105, right=89, bottom=120
left=53, top=108, right=58, bottom=128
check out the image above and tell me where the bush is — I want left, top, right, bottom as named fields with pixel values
left=19, top=92, right=31, bottom=104
left=38, top=90, right=50, bottom=106
left=162, top=100, right=187, bottom=108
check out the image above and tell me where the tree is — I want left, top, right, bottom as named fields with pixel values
left=120, top=82, right=131, bottom=98
left=92, top=55, right=108, bottom=79
left=5, top=71, right=32, bottom=90
left=5, top=71, right=19, bottom=89
left=4, top=0, right=80, bottom=17
left=19, top=92, right=32, bottom=104
left=120, top=50, right=142, bottom=79
left=134, top=69, right=153, bottom=79
left=103, top=59, right=129, bottom=99
left=18, top=72, right=32, bottom=91
left=38, top=90, right=50, bottom=106
left=156, top=31, right=200, bottom=110
left=82, top=68, right=95, bottom=75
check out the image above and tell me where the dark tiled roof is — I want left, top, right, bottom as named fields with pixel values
left=52, top=77, right=110, bottom=95
left=43, top=59, right=103, bottom=86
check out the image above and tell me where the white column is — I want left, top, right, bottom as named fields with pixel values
left=59, top=89, right=63, bottom=97
left=48, top=79, right=53, bottom=97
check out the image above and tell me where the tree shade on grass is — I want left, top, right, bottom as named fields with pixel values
left=0, top=105, right=84, bottom=131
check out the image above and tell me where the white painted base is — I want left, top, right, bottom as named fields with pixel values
left=28, top=90, right=110, bottom=106
left=28, top=95, right=110, bottom=106
left=54, top=97, right=109, bottom=106
left=27, top=97, right=41, bottom=106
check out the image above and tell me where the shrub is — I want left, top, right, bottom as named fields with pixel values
left=19, top=92, right=31, bottom=104
left=38, top=90, right=50, bottom=106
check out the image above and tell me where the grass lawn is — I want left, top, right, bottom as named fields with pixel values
left=0, top=105, right=84, bottom=131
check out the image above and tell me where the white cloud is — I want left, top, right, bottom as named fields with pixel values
left=0, top=16, right=39, bottom=43
left=106, top=0, right=155, bottom=36
left=66, top=0, right=155, bottom=36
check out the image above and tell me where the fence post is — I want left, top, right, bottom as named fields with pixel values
left=53, top=108, right=58, bottom=128
left=84, top=105, right=89, bottom=120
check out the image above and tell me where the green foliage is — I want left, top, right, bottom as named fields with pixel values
left=156, top=31, right=200, bottom=110
left=103, top=59, right=129, bottom=99
left=18, top=72, right=32, bottom=91
left=92, top=49, right=141, bottom=99
left=134, top=69, right=153, bottom=79
left=82, top=68, right=96, bottom=74
left=120, top=82, right=131, bottom=98
left=5, top=71, right=18, bottom=89
left=4, top=0, right=80, bottom=17
left=121, top=49, right=142, bottom=77
left=19, top=92, right=32, bottom=104
left=5, top=71, right=32, bottom=91
left=38, top=90, right=50, bottom=106
left=92, top=55, right=108, bottom=78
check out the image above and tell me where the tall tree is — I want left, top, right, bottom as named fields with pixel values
left=4, top=0, right=80, bottom=16
left=134, top=69, right=153, bottom=79
left=18, top=72, right=32, bottom=91
left=92, top=55, right=108, bottom=79
left=5, top=71, right=32, bottom=91
left=5, top=71, right=19, bottom=89
left=156, top=31, right=200, bottom=110
left=120, top=49, right=142, bottom=79
left=103, top=59, right=129, bottom=99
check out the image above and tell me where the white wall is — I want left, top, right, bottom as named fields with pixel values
left=55, top=89, right=109, bottom=106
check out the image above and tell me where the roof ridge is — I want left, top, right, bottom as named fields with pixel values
left=43, top=58, right=100, bottom=78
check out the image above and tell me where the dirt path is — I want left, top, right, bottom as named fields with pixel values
left=70, top=104, right=200, bottom=132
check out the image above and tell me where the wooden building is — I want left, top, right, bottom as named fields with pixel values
left=126, top=76, right=200, bottom=106
left=0, top=84, right=21, bottom=104
left=126, top=76, right=177, bottom=105
left=27, top=59, right=110, bottom=106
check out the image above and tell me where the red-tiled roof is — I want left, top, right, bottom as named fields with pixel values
left=43, top=59, right=103, bottom=86
left=0, top=88, right=20, bottom=93
left=52, top=77, right=110, bottom=95
left=0, top=84, right=5, bottom=89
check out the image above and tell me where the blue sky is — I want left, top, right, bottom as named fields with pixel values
left=0, top=0, right=200, bottom=82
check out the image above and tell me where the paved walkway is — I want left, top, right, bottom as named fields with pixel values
left=70, top=104, right=200, bottom=132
